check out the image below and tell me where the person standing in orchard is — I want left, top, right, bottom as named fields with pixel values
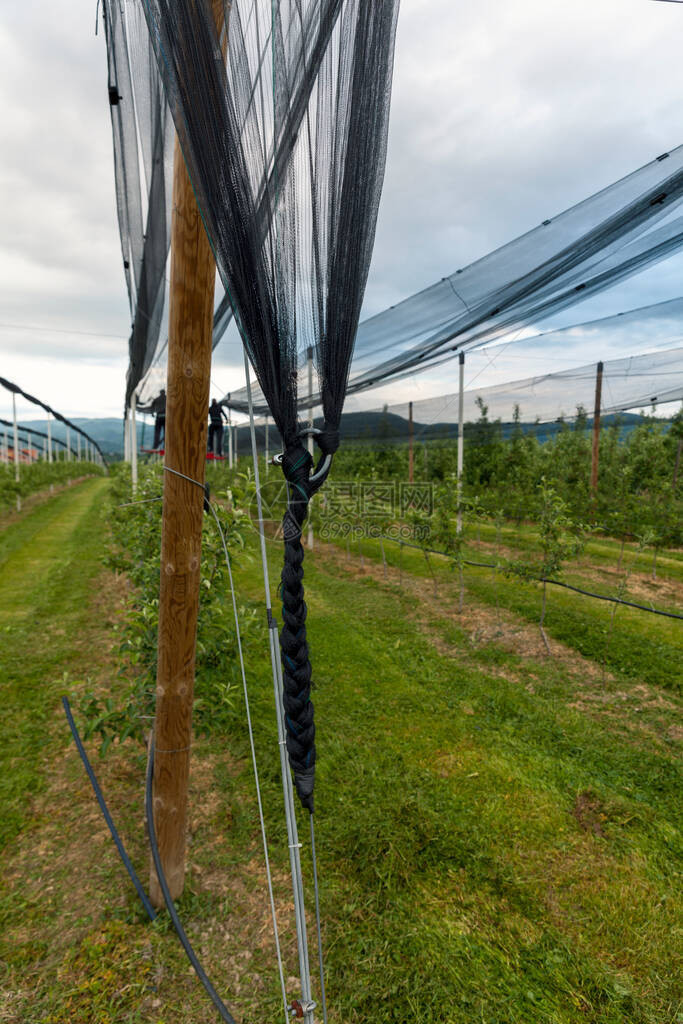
left=207, top=398, right=228, bottom=456
left=151, top=389, right=166, bottom=450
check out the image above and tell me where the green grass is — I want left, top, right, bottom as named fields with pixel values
left=0, top=477, right=109, bottom=847
left=468, top=518, right=683, bottom=587
left=1, top=486, right=681, bottom=1023
left=345, top=532, right=683, bottom=692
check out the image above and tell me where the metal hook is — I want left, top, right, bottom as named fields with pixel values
left=309, top=453, right=332, bottom=485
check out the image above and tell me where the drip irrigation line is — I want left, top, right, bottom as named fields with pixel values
left=388, top=536, right=683, bottom=620
left=145, top=738, right=239, bottom=1024
left=61, top=697, right=157, bottom=922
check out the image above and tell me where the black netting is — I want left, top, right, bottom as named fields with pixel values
left=138, top=0, right=399, bottom=446
left=0, top=419, right=70, bottom=456
left=0, top=377, right=106, bottom=461
left=135, top=0, right=399, bottom=809
left=218, top=147, right=683, bottom=414
left=103, top=0, right=174, bottom=411
left=336, top=346, right=683, bottom=445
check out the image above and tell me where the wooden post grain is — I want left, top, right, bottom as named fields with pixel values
left=590, top=360, right=603, bottom=499
left=150, top=0, right=225, bottom=906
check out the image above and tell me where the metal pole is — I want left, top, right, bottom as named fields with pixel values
left=227, top=395, right=233, bottom=469
left=590, top=360, right=603, bottom=498
left=307, top=346, right=314, bottom=550
left=27, top=431, right=32, bottom=463
left=408, top=400, right=414, bottom=484
left=264, top=411, right=270, bottom=475
left=47, top=412, right=52, bottom=464
left=12, top=394, right=20, bottom=483
left=244, top=351, right=316, bottom=1024
left=66, top=425, right=71, bottom=462
left=77, top=431, right=81, bottom=461
left=456, top=351, right=465, bottom=533
left=12, top=394, right=21, bottom=512
left=131, top=390, right=138, bottom=494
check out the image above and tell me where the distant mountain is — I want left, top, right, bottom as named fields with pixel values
left=12, top=409, right=667, bottom=460
left=18, top=418, right=142, bottom=458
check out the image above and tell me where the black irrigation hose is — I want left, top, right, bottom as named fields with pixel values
left=61, top=697, right=157, bottom=921
left=388, top=536, right=683, bottom=621
left=65, top=699, right=240, bottom=1020
left=145, top=738, right=239, bottom=1024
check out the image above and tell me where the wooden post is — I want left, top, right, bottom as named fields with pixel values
left=590, top=360, right=603, bottom=498
left=456, top=351, right=465, bottom=533
left=408, top=401, right=414, bottom=483
left=150, top=0, right=224, bottom=907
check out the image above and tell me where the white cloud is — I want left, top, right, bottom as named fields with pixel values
left=2, top=0, right=683, bottom=418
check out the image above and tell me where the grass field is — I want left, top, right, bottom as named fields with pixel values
left=1, top=478, right=681, bottom=1023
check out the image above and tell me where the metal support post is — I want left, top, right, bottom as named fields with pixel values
left=131, top=390, right=138, bottom=494
left=307, top=346, right=314, bottom=550
left=590, top=360, right=603, bottom=499
left=244, top=351, right=316, bottom=1024
left=227, top=396, right=234, bottom=469
left=47, top=412, right=52, bottom=464
left=264, top=413, right=270, bottom=473
left=13, top=394, right=21, bottom=511
left=456, top=351, right=465, bottom=533
left=12, top=394, right=20, bottom=483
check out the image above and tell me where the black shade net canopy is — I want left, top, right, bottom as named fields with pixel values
left=0, top=377, right=107, bottom=463
left=103, top=0, right=175, bottom=411
left=106, top=0, right=355, bottom=413
left=218, top=145, right=683, bottom=415
left=136, top=0, right=400, bottom=809
left=338, top=345, right=683, bottom=446
left=0, top=419, right=70, bottom=455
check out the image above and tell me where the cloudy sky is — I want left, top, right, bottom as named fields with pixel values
left=2, top=0, right=683, bottom=424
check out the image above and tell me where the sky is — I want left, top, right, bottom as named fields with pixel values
left=2, top=0, right=683, bottom=425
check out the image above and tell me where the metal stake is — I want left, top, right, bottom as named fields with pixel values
left=244, top=351, right=316, bottom=1024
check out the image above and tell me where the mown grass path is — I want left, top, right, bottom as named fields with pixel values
left=0, top=477, right=109, bottom=848
left=1, top=481, right=681, bottom=1024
